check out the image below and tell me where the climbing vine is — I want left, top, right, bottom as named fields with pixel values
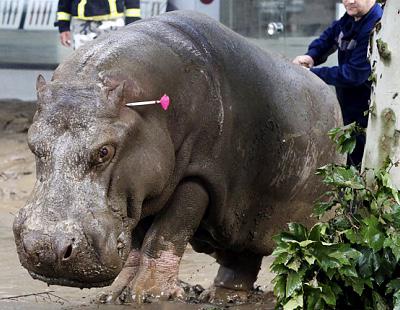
left=271, top=125, right=400, bottom=309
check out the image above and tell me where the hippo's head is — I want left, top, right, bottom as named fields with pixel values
left=13, top=75, right=175, bottom=288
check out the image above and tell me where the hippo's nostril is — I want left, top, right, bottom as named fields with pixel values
left=63, top=244, right=73, bottom=260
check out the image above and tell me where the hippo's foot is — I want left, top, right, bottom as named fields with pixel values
left=130, top=278, right=184, bottom=303
left=199, top=285, right=249, bottom=304
left=98, top=287, right=132, bottom=304
left=98, top=250, right=141, bottom=304
left=200, top=249, right=263, bottom=305
left=129, top=251, right=185, bottom=303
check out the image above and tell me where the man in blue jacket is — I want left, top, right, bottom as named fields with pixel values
left=293, top=0, right=383, bottom=166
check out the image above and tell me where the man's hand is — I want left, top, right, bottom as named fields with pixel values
left=292, top=55, right=314, bottom=68
left=60, top=31, right=72, bottom=47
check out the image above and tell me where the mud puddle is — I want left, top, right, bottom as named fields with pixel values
left=0, top=101, right=275, bottom=309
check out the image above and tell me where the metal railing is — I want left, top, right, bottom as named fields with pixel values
left=24, top=0, right=58, bottom=30
left=141, top=0, right=167, bottom=19
left=0, top=0, right=24, bottom=29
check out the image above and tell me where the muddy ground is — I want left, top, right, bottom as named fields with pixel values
left=0, top=100, right=276, bottom=309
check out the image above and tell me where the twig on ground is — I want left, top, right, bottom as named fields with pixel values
left=0, top=291, right=69, bottom=303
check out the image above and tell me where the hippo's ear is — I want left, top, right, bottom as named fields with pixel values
left=107, top=81, right=126, bottom=106
left=36, top=74, right=46, bottom=91
left=100, top=74, right=144, bottom=104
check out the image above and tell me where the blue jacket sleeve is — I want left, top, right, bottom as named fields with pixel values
left=310, top=31, right=371, bottom=88
left=306, top=20, right=339, bottom=66
left=124, top=0, right=141, bottom=24
left=55, top=0, right=72, bottom=32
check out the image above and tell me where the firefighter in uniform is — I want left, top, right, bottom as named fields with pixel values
left=55, top=0, right=141, bottom=49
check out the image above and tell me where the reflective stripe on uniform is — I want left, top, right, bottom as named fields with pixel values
left=125, top=8, right=141, bottom=17
left=108, top=0, right=118, bottom=15
left=57, top=11, right=71, bottom=21
left=77, top=0, right=87, bottom=19
left=74, top=13, right=124, bottom=21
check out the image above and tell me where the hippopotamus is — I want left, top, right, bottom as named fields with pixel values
left=13, top=10, right=342, bottom=302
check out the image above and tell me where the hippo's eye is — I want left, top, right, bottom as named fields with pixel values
left=94, top=145, right=115, bottom=166
left=100, top=147, right=108, bottom=158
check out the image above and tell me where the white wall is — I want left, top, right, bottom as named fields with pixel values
left=336, top=3, right=346, bottom=20
left=169, top=0, right=220, bottom=21
left=0, top=69, right=53, bottom=101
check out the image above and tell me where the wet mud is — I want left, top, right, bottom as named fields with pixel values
left=0, top=101, right=276, bottom=309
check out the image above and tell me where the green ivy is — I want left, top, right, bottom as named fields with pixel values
left=328, top=122, right=364, bottom=155
left=272, top=126, right=400, bottom=309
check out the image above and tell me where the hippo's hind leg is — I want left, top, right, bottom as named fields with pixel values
left=201, top=250, right=263, bottom=303
left=215, top=250, right=263, bottom=290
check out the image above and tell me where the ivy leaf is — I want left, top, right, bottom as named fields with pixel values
left=358, top=248, right=380, bottom=278
left=325, top=267, right=337, bottom=280
left=273, top=275, right=286, bottom=299
left=278, top=232, right=300, bottom=244
left=361, top=216, right=385, bottom=252
left=328, top=166, right=364, bottom=189
left=309, top=243, right=341, bottom=272
left=313, top=201, right=335, bottom=217
left=393, top=190, right=400, bottom=205
left=304, top=254, right=316, bottom=265
left=341, top=138, right=357, bottom=154
left=383, top=236, right=400, bottom=261
left=386, top=279, right=400, bottom=295
left=286, top=271, right=304, bottom=297
left=271, top=245, right=289, bottom=257
left=332, top=215, right=352, bottom=231
left=288, top=223, right=308, bottom=242
left=345, top=229, right=363, bottom=244
left=339, top=265, right=358, bottom=278
left=372, top=291, right=388, bottom=310
left=383, top=204, right=400, bottom=229
left=329, top=244, right=360, bottom=266
left=375, top=248, right=397, bottom=286
left=309, top=223, right=327, bottom=241
left=271, top=263, right=290, bottom=274
left=321, top=284, right=336, bottom=306
left=304, top=286, right=324, bottom=310
left=344, top=277, right=367, bottom=296
left=299, top=240, right=315, bottom=247
left=283, top=293, right=303, bottom=310
left=273, top=252, right=291, bottom=265
left=376, top=169, right=400, bottom=204
left=328, top=123, right=363, bottom=155
left=393, top=290, right=400, bottom=310
left=287, top=259, right=302, bottom=272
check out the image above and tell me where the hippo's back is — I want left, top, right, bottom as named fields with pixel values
left=150, top=11, right=343, bottom=252
left=53, top=11, right=343, bottom=254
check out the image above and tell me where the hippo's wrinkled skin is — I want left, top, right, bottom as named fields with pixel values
left=13, top=10, right=343, bottom=302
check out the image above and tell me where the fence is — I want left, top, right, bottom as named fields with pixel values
left=0, top=0, right=24, bottom=29
left=141, top=0, right=168, bottom=19
left=0, top=0, right=167, bottom=30
left=24, top=0, right=58, bottom=30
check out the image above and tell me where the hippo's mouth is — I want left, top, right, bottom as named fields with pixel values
left=29, top=271, right=114, bottom=288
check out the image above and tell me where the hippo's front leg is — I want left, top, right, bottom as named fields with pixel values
left=100, top=223, right=149, bottom=303
left=131, top=180, right=208, bottom=302
left=99, top=250, right=141, bottom=303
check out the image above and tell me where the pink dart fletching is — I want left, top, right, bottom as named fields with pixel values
left=160, top=94, right=170, bottom=110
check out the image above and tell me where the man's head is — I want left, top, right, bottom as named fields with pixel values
left=342, top=0, right=376, bottom=20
